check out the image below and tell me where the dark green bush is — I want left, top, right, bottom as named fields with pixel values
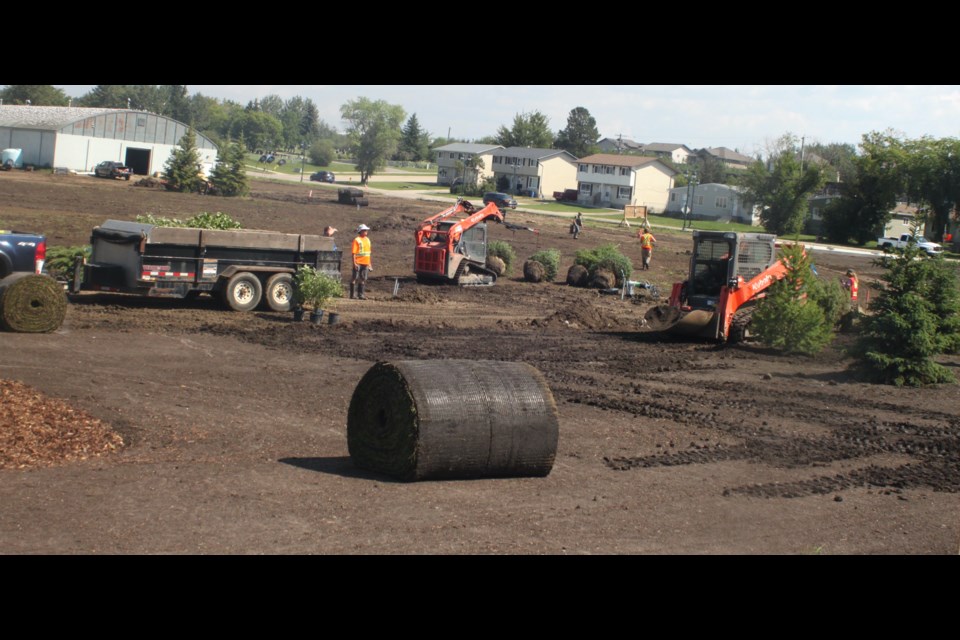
left=574, top=243, right=632, bottom=285
left=488, top=241, right=516, bottom=275
left=529, top=249, right=561, bottom=282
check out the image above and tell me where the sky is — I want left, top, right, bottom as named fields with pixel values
left=54, top=85, right=960, bottom=156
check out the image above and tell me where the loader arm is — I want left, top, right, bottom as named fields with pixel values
left=715, top=257, right=791, bottom=340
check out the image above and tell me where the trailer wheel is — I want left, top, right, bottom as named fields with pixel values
left=222, top=272, right=263, bottom=312
left=263, top=273, right=295, bottom=312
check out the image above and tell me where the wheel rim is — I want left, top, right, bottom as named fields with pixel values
left=235, top=281, right=255, bottom=304
left=272, top=282, right=293, bottom=304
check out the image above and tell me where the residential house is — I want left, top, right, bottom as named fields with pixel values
left=597, top=137, right=643, bottom=154
left=696, top=147, right=755, bottom=169
left=642, top=143, right=693, bottom=165
left=434, top=143, right=501, bottom=186
left=882, top=202, right=925, bottom=238
left=492, top=147, right=578, bottom=198
left=805, top=182, right=843, bottom=235
left=665, top=183, right=760, bottom=225
left=575, top=154, right=677, bottom=211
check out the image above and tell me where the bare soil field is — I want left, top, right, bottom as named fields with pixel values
left=1, top=171, right=958, bottom=554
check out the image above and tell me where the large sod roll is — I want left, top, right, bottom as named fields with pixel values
left=348, top=360, right=559, bottom=481
left=0, top=273, right=67, bottom=333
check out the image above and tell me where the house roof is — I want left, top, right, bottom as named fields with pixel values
left=434, top=143, right=502, bottom=154
left=500, top=147, right=578, bottom=162
left=0, top=105, right=139, bottom=130
left=644, top=143, right=691, bottom=153
left=577, top=154, right=677, bottom=174
left=699, top=147, right=754, bottom=164
left=598, top=137, right=643, bottom=150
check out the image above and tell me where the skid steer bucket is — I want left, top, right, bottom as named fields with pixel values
left=643, top=305, right=719, bottom=339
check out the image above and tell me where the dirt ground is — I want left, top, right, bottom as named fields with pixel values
left=1, top=171, right=958, bottom=555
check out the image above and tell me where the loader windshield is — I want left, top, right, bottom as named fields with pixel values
left=689, top=237, right=734, bottom=300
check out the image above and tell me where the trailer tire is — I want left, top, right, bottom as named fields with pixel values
left=263, top=273, right=295, bottom=312
left=222, top=272, right=263, bottom=312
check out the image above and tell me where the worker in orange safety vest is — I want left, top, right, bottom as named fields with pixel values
left=351, top=224, right=372, bottom=300
left=637, top=228, right=657, bottom=270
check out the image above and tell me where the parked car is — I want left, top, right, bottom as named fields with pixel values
left=482, top=192, right=517, bottom=211
left=310, top=171, right=336, bottom=183
left=94, top=161, right=132, bottom=181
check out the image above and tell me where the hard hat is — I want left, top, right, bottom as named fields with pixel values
left=846, top=269, right=855, bottom=275
left=357, top=224, right=370, bottom=233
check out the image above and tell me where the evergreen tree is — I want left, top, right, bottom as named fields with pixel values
left=210, top=138, right=248, bottom=197
left=555, top=107, right=600, bottom=158
left=163, top=128, right=203, bottom=193
left=399, top=114, right=430, bottom=161
left=850, top=243, right=960, bottom=386
left=751, top=244, right=835, bottom=354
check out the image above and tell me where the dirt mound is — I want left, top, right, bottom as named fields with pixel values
left=537, top=300, right=635, bottom=330
left=391, top=287, right=446, bottom=304
left=133, top=176, right=166, bottom=189
left=0, top=379, right=124, bottom=470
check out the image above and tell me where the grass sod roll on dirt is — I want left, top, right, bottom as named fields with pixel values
left=0, top=273, right=67, bottom=333
left=347, top=360, right=560, bottom=481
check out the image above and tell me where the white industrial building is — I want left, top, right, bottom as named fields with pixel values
left=0, top=105, right=217, bottom=175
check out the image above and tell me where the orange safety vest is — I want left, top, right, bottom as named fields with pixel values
left=352, top=236, right=371, bottom=265
left=640, top=232, right=656, bottom=250
left=849, top=275, right=858, bottom=301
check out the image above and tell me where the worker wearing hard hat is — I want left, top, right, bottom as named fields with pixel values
left=351, top=224, right=372, bottom=300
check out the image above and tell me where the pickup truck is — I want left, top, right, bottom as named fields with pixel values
left=0, top=229, right=45, bottom=278
left=553, top=189, right=579, bottom=202
left=94, top=161, right=133, bottom=181
left=876, top=233, right=943, bottom=256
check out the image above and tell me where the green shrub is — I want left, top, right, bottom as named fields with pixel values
left=807, top=273, right=850, bottom=327
left=488, top=241, right=516, bottom=275
left=574, top=243, right=632, bottom=285
left=45, top=245, right=90, bottom=288
left=136, top=212, right=242, bottom=230
left=293, top=265, right=343, bottom=310
left=529, top=249, right=561, bottom=282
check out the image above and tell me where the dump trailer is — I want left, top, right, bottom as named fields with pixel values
left=643, top=230, right=788, bottom=342
left=73, top=220, right=342, bottom=312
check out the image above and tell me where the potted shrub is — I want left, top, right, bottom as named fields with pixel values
left=293, top=265, right=343, bottom=324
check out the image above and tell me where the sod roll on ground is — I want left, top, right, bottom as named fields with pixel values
left=347, top=360, right=560, bottom=481
left=0, top=273, right=67, bottom=333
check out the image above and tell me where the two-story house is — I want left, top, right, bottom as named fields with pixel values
left=641, top=143, right=693, bottom=165
left=597, top=137, right=643, bottom=154
left=434, top=143, right=502, bottom=187
left=491, top=147, right=578, bottom=198
left=695, top=147, right=755, bottom=169
left=665, top=183, right=760, bottom=225
left=575, top=154, right=676, bottom=211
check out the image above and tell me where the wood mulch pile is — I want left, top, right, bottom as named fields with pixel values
left=0, top=379, right=124, bottom=470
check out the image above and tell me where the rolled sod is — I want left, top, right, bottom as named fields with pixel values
left=347, top=360, right=560, bottom=481
left=0, top=273, right=67, bottom=333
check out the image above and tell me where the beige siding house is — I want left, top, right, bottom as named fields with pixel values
left=575, top=154, right=677, bottom=210
left=434, top=143, right=501, bottom=186
left=491, top=147, right=578, bottom=197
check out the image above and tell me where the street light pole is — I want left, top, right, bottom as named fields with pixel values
left=300, top=141, right=305, bottom=183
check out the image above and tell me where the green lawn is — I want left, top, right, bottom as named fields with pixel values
left=365, top=182, right=447, bottom=191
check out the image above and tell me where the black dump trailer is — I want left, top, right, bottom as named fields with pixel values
left=73, top=220, right=342, bottom=312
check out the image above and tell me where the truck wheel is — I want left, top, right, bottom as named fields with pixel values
left=263, top=273, right=294, bottom=312
left=222, top=272, right=263, bottom=312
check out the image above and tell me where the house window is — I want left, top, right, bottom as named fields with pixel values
left=580, top=183, right=593, bottom=195
left=604, top=166, right=615, bottom=174
left=618, top=186, right=632, bottom=199
left=696, top=195, right=704, bottom=205
left=670, top=193, right=677, bottom=202
left=620, top=167, right=630, bottom=176
left=579, top=164, right=588, bottom=172
left=593, top=165, right=601, bottom=173
left=716, top=196, right=728, bottom=208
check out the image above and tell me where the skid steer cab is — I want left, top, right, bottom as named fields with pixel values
left=644, top=230, right=789, bottom=342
